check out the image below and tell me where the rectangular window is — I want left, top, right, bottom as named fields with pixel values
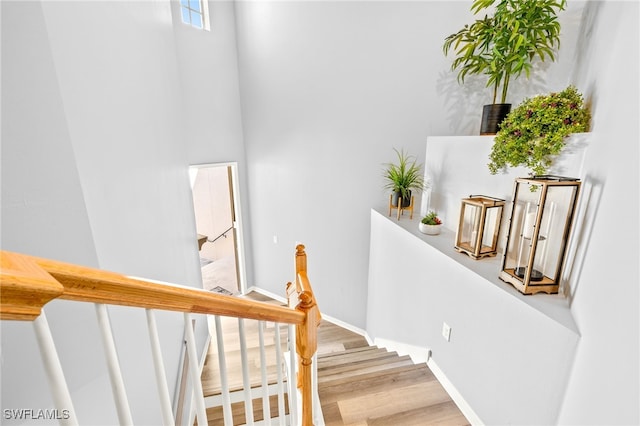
left=180, top=0, right=210, bottom=31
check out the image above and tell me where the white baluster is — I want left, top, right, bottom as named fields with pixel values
left=288, top=324, right=298, bottom=426
left=145, top=309, right=174, bottom=426
left=95, top=303, right=133, bottom=425
left=238, top=318, right=254, bottom=424
left=258, top=321, right=271, bottom=425
left=274, top=323, right=286, bottom=426
left=33, top=311, right=78, bottom=426
left=184, top=313, right=207, bottom=426
left=312, top=352, right=324, bottom=425
left=214, top=315, right=233, bottom=426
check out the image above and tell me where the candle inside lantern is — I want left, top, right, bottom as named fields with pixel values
left=523, top=212, right=537, bottom=239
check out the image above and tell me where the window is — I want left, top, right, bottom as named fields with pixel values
left=180, top=0, right=210, bottom=30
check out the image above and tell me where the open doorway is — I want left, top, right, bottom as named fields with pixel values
left=189, top=163, right=247, bottom=295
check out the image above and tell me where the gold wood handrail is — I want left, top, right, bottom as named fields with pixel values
left=1, top=246, right=320, bottom=425
left=0, top=250, right=304, bottom=325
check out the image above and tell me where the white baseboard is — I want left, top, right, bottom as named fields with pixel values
left=371, top=336, right=431, bottom=364
left=426, top=357, right=484, bottom=426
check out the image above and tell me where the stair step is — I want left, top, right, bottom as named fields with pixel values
left=318, top=363, right=435, bottom=404
left=318, top=344, right=380, bottom=360
left=317, top=347, right=394, bottom=369
left=205, top=393, right=289, bottom=426
left=367, top=401, right=470, bottom=426
left=318, top=362, right=428, bottom=389
left=333, top=381, right=460, bottom=425
left=317, top=354, right=415, bottom=384
left=317, top=322, right=368, bottom=350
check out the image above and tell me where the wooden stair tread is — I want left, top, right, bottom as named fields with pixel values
left=334, top=381, right=457, bottom=425
left=318, top=362, right=429, bottom=389
left=317, top=355, right=415, bottom=384
left=318, top=363, right=436, bottom=403
left=317, top=348, right=396, bottom=369
left=366, top=401, right=471, bottom=426
left=206, top=394, right=289, bottom=426
left=318, top=345, right=381, bottom=360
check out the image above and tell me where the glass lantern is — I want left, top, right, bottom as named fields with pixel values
left=454, top=195, right=505, bottom=259
left=499, top=176, right=581, bottom=295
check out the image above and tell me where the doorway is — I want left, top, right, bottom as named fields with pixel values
left=189, top=163, right=246, bottom=295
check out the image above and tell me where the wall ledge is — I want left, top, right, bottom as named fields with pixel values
left=372, top=207, right=579, bottom=336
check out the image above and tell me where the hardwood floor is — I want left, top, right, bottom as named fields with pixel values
left=201, top=292, right=470, bottom=425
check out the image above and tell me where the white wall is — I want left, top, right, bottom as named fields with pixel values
left=1, top=1, right=218, bottom=424
left=1, top=2, right=102, bottom=418
left=367, top=209, right=580, bottom=425
left=234, top=1, right=584, bottom=328
left=557, top=2, right=639, bottom=424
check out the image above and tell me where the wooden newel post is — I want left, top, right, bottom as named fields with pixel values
left=287, top=244, right=321, bottom=426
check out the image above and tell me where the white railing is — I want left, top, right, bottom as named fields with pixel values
left=0, top=245, right=321, bottom=425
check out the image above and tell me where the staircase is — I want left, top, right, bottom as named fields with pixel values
left=315, top=322, right=470, bottom=426
left=2, top=245, right=471, bottom=425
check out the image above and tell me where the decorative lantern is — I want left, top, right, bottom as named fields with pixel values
left=454, top=195, right=505, bottom=259
left=499, top=176, right=581, bottom=295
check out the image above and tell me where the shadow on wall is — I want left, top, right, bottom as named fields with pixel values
left=436, top=56, right=556, bottom=135
left=561, top=175, right=604, bottom=307
left=571, top=2, right=602, bottom=84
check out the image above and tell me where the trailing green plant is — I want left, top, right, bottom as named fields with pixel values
left=488, top=85, right=591, bottom=176
left=383, top=148, right=426, bottom=200
left=421, top=211, right=442, bottom=226
left=443, top=0, right=566, bottom=104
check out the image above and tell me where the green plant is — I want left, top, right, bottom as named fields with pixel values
left=421, top=211, right=442, bottom=226
left=443, top=0, right=566, bottom=104
left=488, top=85, right=591, bottom=176
left=383, top=148, right=426, bottom=200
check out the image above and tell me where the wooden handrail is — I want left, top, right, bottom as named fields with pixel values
left=1, top=246, right=321, bottom=425
left=0, top=250, right=304, bottom=324
left=0, top=251, right=65, bottom=320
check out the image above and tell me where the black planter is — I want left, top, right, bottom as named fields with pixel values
left=391, top=190, right=412, bottom=208
left=480, top=103, right=511, bottom=135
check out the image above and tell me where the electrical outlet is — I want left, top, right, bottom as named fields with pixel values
left=442, top=322, right=452, bottom=342
left=273, top=235, right=278, bottom=244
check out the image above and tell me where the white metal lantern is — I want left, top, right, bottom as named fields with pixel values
left=454, top=195, right=505, bottom=259
left=500, top=176, right=581, bottom=295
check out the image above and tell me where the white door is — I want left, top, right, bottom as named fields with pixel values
left=189, top=163, right=246, bottom=295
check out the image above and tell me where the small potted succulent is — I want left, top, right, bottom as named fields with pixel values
left=419, top=211, right=443, bottom=235
left=488, top=85, right=591, bottom=177
left=383, top=148, right=427, bottom=208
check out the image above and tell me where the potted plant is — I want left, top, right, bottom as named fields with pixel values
left=383, top=148, right=426, bottom=208
left=419, top=211, right=443, bottom=235
left=443, top=0, right=566, bottom=134
left=488, top=85, right=591, bottom=177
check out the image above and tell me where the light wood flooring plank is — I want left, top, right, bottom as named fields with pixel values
left=337, top=381, right=454, bottom=425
